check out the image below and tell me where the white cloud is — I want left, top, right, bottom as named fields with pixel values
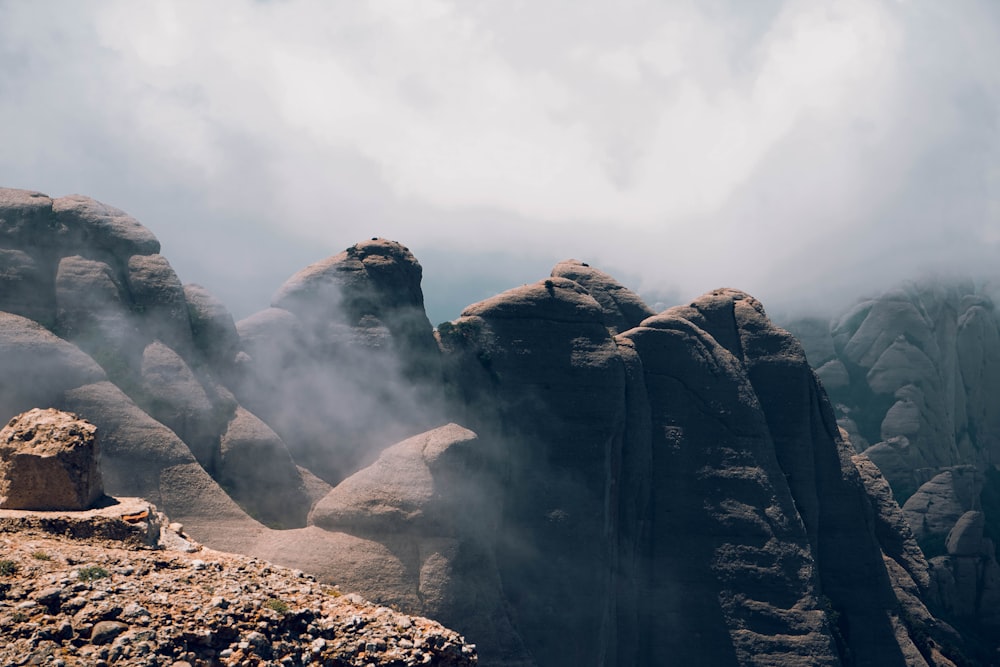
left=0, top=0, right=998, bottom=320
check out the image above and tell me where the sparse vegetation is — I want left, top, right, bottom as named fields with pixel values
left=0, top=560, right=18, bottom=576
left=31, top=550, right=52, bottom=561
left=77, top=565, right=109, bottom=581
left=264, top=597, right=289, bottom=614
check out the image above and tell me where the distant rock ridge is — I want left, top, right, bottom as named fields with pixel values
left=787, top=278, right=1000, bottom=661
left=0, top=187, right=987, bottom=665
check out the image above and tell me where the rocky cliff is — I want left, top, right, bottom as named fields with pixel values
left=1, top=188, right=991, bottom=665
left=786, top=280, right=1000, bottom=663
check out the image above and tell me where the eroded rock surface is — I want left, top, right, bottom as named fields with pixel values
left=234, top=238, right=445, bottom=485
left=2, top=188, right=990, bottom=666
left=0, top=408, right=103, bottom=510
left=786, top=280, right=1000, bottom=659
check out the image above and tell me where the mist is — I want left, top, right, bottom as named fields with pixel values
left=1, top=0, right=998, bottom=325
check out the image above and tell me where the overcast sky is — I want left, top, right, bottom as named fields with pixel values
left=1, top=0, right=998, bottom=324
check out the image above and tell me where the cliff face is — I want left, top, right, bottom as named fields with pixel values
left=786, top=280, right=1000, bottom=661
left=0, top=188, right=984, bottom=665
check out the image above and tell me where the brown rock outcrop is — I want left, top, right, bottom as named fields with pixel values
left=0, top=408, right=103, bottom=510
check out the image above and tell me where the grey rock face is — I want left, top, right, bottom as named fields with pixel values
left=549, top=259, right=655, bottom=333
left=448, top=276, right=628, bottom=667
left=786, top=279, right=1000, bottom=660
left=138, top=341, right=222, bottom=468
left=434, top=283, right=942, bottom=665
left=0, top=248, right=47, bottom=323
left=272, top=238, right=440, bottom=380
left=902, top=467, right=981, bottom=546
left=235, top=240, right=445, bottom=485
left=183, top=283, right=240, bottom=371
left=218, top=406, right=311, bottom=528
left=0, top=408, right=103, bottom=510
left=309, top=424, right=490, bottom=535
left=0, top=188, right=299, bottom=532
left=54, top=254, right=137, bottom=368
left=635, top=289, right=918, bottom=666
left=0, top=188, right=55, bottom=247
left=51, top=194, right=160, bottom=257
left=0, top=312, right=106, bottom=423
left=945, top=511, right=985, bottom=556
left=620, top=296, right=841, bottom=666
left=794, top=280, right=1000, bottom=492
left=853, top=454, right=930, bottom=590
left=126, top=254, right=193, bottom=351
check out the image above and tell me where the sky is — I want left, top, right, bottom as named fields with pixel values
left=1, top=0, right=998, bottom=325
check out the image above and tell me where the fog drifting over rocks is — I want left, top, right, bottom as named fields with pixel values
left=1, top=0, right=998, bottom=323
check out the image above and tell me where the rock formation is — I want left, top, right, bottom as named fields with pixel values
left=0, top=408, right=103, bottom=510
left=787, top=280, right=1000, bottom=661
left=3, top=187, right=992, bottom=665
left=233, top=238, right=444, bottom=485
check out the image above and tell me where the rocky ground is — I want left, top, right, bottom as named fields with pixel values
left=0, top=527, right=477, bottom=666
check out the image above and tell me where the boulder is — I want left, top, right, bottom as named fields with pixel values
left=866, top=338, right=938, bottom=397
left=309, top=424, right=491, bottom=535
left=0, top=408, right=103, bottom=510
left=863, top=437, right=925, bottom=503
left=816, top=358, right=850, bottom=391
left=882, top=397, right=922, bottom=442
